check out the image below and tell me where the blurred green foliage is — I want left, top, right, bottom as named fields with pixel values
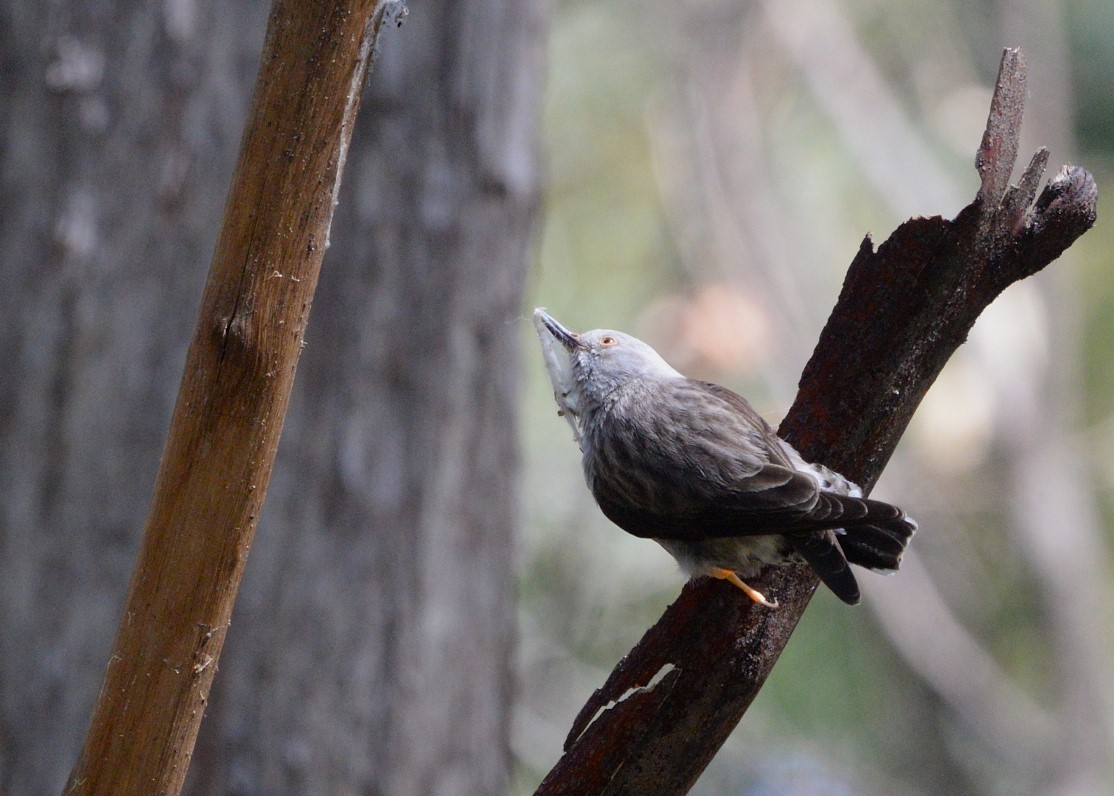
left=519, top=1, right=1114, bottom=793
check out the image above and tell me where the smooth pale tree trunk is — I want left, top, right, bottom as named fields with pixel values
left=187, top=2, right=545, bottom=794
left=0, top=3, right=266, bottom=792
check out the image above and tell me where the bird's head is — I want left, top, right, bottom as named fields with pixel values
left=533, top=308, right=681, bottom=443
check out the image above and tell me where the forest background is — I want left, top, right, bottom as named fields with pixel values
left=2, top=1, right=1113, bottom=794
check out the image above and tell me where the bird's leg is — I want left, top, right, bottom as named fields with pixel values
left=709, top=567, right=778, bottom=608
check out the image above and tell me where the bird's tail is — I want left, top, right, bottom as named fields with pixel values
left=793, top=494, right=917, bottom=605
left=793, top=531, right=862, bottom=604
left=838, top=519, right=916, bottom=571
left=826, top=494, right=917, bottom=572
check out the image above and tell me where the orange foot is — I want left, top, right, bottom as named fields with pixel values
left=710, top=567, right=778, bottom=608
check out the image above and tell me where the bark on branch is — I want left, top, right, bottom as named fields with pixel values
left=536, top=47, right=1096, bottom=796
left=65, top=2, right=404, bottom=793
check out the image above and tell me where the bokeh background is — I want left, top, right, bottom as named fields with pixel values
left=2, top=1, right=1113, bottom=794
left=518, top=1, right=1114, bottom=794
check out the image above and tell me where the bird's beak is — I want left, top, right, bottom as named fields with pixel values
left=533, top=308, right=585, bottom=444
left=533, top=308, right=582, bottom=352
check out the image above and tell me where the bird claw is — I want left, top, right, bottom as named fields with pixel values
left=709, top=567, right=778, bottom=608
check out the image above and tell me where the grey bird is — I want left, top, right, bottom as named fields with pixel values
left=533, top=308, right=916, bottom=607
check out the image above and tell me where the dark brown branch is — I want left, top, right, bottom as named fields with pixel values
left=65, top=2, right=403, bottom=794
left=536, top=47, right=1096, bottom=796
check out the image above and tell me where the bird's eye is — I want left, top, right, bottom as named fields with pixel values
left=600, top=336, right=618, bottom=347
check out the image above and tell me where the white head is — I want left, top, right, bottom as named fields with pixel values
left=533, top=308, right=681, bottom=443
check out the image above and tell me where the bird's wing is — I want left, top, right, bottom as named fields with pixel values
left=591, top=379, right=910, bottom=539
left=589, top=379, right=830, bottom=539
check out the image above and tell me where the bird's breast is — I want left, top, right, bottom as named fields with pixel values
left=580, top=405, right=688, bottom=514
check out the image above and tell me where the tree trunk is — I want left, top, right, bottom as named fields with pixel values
left=187, top=2, right=545, bottom=794
left=0, top=3, right=266, bottom=792
left=66, top=1, right=395, bottom=791
left=0, top=1, right=544, bottom=793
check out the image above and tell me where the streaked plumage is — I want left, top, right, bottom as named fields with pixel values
left=534, top=308, right=916, bottom=606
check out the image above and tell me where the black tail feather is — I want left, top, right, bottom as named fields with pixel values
left=838, top=527, right=907, bottom=571
left=792, top=531, right=861, bottom=605
left=801, top=494, right=916, bottom=598
left=830, top=496, right=916, bottom=572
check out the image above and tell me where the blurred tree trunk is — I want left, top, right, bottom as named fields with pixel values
left=0, top=3, right=266, bottom=793
left=996, top=2, right=1114, bottom=791
left=0, top=1, right=544, bottom=794
left=186, top=2, right=545, bottom=795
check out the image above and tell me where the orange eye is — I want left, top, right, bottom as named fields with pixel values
left=600, top=336, right=617, bottom=347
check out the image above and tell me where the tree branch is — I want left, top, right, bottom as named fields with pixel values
left=536, top=47, right=1096, bottom=796
left=65, top=2, right=405, bottom=793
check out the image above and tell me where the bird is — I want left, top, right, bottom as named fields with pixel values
left=533, top=308, right=916, bottom=607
